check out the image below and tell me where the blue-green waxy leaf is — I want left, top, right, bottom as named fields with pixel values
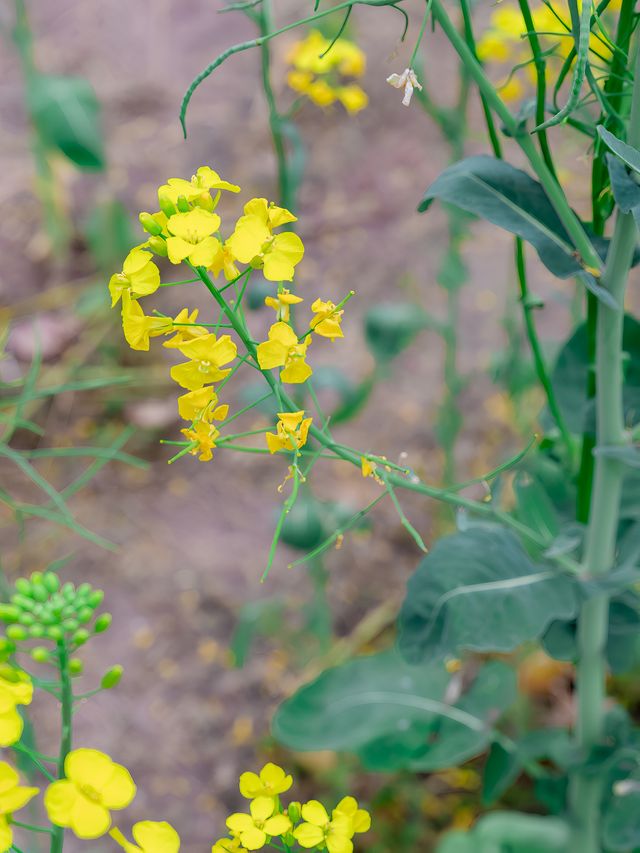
left=418, top=156, right=619, bottom=307
left=27, top=74, right=105, bottom=170
left=599, top=125, right=640, bottom=175
left=398, top=527, right=578, bottom=663
left=603, top=790, right=640, bottom=851
left=272, top=651, right=515, bottom=772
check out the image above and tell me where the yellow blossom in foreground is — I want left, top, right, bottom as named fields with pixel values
left=310, top=298, right=344, bottom=341
left=333, top=796, right=371, bottom=834
left=0, top=667, right=33, bottom=747
left=294, top=800, right=354, bottom=853
left=227, top=200, right=304, bottom=282
left=226, top=796, right=291, bottom=850
left=111, top=821, right=180, bottom=853
left=44, top=748, right=136, bottom=839
left=121, top=294, right=172, bottom=352
left=265, top=288, right=303, bottom=322
left=181, top=421, right=220, bottom=462
left=266, top=411, right=312, bottom=455
left=166, top=209, right=221, bottom=267
left=170, top=334, right=237, bottom=390
left=178, top=386, right=229, bottom=422
left=257, top=322, right=312, bottom=384
left=0, top=762, right=39, bottom=853
left=109, top=248, right=160, bottom=307
left=239, top=762, right=293, bottom=799
left=244, top=198, right=297, bottom=229
left=159, top=167, right=240, bottom=206
left=163, top=308, right=208, bottom=350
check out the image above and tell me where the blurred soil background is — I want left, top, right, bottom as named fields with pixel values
left=1, top=1, right=634, bottom=850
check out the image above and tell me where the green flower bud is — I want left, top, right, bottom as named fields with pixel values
left=0, top=606, right=20, bottom=624
left=139, top=212, right=164, bottom=236
left=68, top=658, right=83, bottom=676
left=62, top=583, right=75, bottom=601
left=77, top=584, right=92, bottom=599
left=30, top=571, right=44, bottom=587
left=93, top=614, right=112, bottom=634
left=31, top=585, right=48, bottom=603
left=46, top=626, right=63, bottom=642
left=42, top=573, right=60, bottom=594
left=77, top=607, right=93, bottom=625
left=147, top=236, right=168, bottom=257
left=6, top=626, right=27, bottom=641
left=11, top=595, right=34, bottom=611
left=287, top=802, right=302, bottom=823
left=158, top=193, right=176, bottom=218
left=28, top=624, right=45, bottom=639
left=195, top=192, right=214, bottom=213
left=87, top=590, right=104, bottom=609
left=14, top=579, right=31, bottom=597
left=62, top=619, right=79, bottom=634
left=176, top=195, right=190, bottom=213
left=101, top=665, right=123, bottom=689
left=72, top=629, right=90, bottom=647
left=0, top=640, right=16, bottom=656
left=17, top=613, right=35, bottom=627
left=30, top=647, right=50, bottom=663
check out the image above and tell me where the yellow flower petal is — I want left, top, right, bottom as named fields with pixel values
left=70, top=793, right=112, bottom=839
left=250, top=797, right=275, bottom=822
left=301, top=800, right=329, bottom=827
left=238, top=772, right=262, bottom=799
left=256, top=340, right=287, bottom=371
left=294, top=823, right=325, bottom=848
left=0, top=709, right=23, bottom=747
left=100, top=763, right=136, bottom=809
left=0, top=815, right=12, bottom=853
left=132, top=820, right=181, bottom=853
left=44, top=779, right=78, bottom=827
left=65, top=749, right=115, bottom=788
left=263, top=815, right=291, bottom=836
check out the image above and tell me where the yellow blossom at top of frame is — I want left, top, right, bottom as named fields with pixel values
left=44, top=748, right=136, bottom=840
left=163, top=308, right=208, bottom=349
left=110, top=821, right=180, bottom=853
left=257, top=322, right=312, bottom=384
left=181, top=420, right=220, bottom=462
left=0, top=762, right=39, bottom=853
left=170, top=333, right=238, bottom=391
left=121, top=293, right=172, bottom=352
left=266, top=411, right=313, bottom=455
left=265, top=288, right=304, bottom=322
left=227, top=200, right=304, bottom=282
left=0, top=666, right=33, bottom=747
left=166, top=209, right=221, bottom=267
left=239, top=762, right=293, bottom=799
left=333, top=796, right=371, bottom=835
left=294, top=800, right=354, bottom=853
left=226, top=796, right=292, bottom=850
left=310, top=298, right=344, bottom=341
left=212, top=838, right=249, bottom=853
left=109, top=248, right=161, bottom=307
left=159, top=166, right=241, bottom=206
left=178, top=386, right=229, bottom=422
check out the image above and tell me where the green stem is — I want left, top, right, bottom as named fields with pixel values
left=569, top=38, right=640, bottom=851
left=50, top=642, right=73, bottom=853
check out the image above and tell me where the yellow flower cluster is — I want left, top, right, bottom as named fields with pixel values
left=212, top=762, right=371, bottom=853
left=476, top=0, right=621, bottom=102
left=287, top=30, right=368, bottom=113
left=109, top=167, right=348, bottom=463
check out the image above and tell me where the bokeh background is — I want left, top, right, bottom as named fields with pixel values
left=0, top=1, right=616, bottom=849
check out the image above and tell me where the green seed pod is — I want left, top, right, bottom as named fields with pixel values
left=72, top=629, right=90, bottom=647
left=14, top=579, right=31, bottom=597
left=176, top=195, right=190, bottom=213
left=17, top=613, right=35, bottom=627
left=68, top=658, right=84, bottom=676
left=139, top=212, right=164, bottom=236
left=42, top=573, right=60, bottom=594
left=158, top=192, right=176, bottom=218
left=93, top=614, right=112, bottom=634
left=0, top=605, right=20, bottom=624
left=28, top=624, right=45, bottom=639
left=101, top=665, right=123, bottom=689
left=46, top=626, right=64, bottom=642
left=6, top=626, right=27, bottom=641
left=87, top=590, right=104, bottom=609
left=62, top=619, right=79, bottom=634
left=30, top=647, right=50, bottom=663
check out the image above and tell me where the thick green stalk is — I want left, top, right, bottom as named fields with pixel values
left=569, top=39, right=640, bottom=851
left=50, top=643, right=73, bottom=853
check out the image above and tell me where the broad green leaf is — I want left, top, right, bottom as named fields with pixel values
left=605, top=154, right=640, bottom=230
left=551, top=316, right=640, bottom=434
left=602, top=790, right=640, bottom=851
left=398, top=527, right=578, bottom=663
left=599, top=125, right=640, bottom=175
left=364, top=302, right=431, bottom=362
left=482, top=742, right=520, bottom=805
left=514, top=471, right=561, bottom=542
left=27, top=74, right=105, bottom=170
left=418, top=156, right=616, bottom=306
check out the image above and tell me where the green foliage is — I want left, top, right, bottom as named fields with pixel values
left=603, top=789, right=640, bottom=851
left=398, top=527, right=578, bottom=662
left=364, top=302, right=431, bottom=362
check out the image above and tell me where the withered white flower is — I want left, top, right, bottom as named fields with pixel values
left=386, top=67, right=423, bottom=106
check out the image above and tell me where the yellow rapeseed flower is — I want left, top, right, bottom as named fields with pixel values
left=166, top=209, right=221, bottom=267
left=227, top=200, right=304, bottom=282
left=178, top=386, right=229, bottom=422
left=286, top=31, right=367, bottom=112
left=210, top=242, right=240, bottom=281
left=121, top=293, right=172, bottom=352
left=44, top=748, right=136, bottom=839
left=264, top=288, right=303, bottom=322
left=333, top=796, right=371, bottom=835
left=257, top=322, right=312, bottom=384
left=163, top=308, right=208, bottom=350
left=170, top=334, right=238, bottom=390
left=226, top=796, right=291, bottom=850
left=294, top=800, right=354, bottom=853
left=109, top=248, right=160, bottom=307
left=181, top=421, right=220, bottom=462
left=239, top=762, right=293, bottom=799
left=212, top=836, right=249, bottom=852
left=335, top=85, right=369, bottom=114
left=111, top=821, right=180, bottom=853
left=0, top=666, right=33, bottom=747
left=310, top=298, right=344, bottom=341
left=159, top=167, right=240, bottom=206
left=265, top=412, right=312, bottom=454
left=0, top=762, right=39, bottom=853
